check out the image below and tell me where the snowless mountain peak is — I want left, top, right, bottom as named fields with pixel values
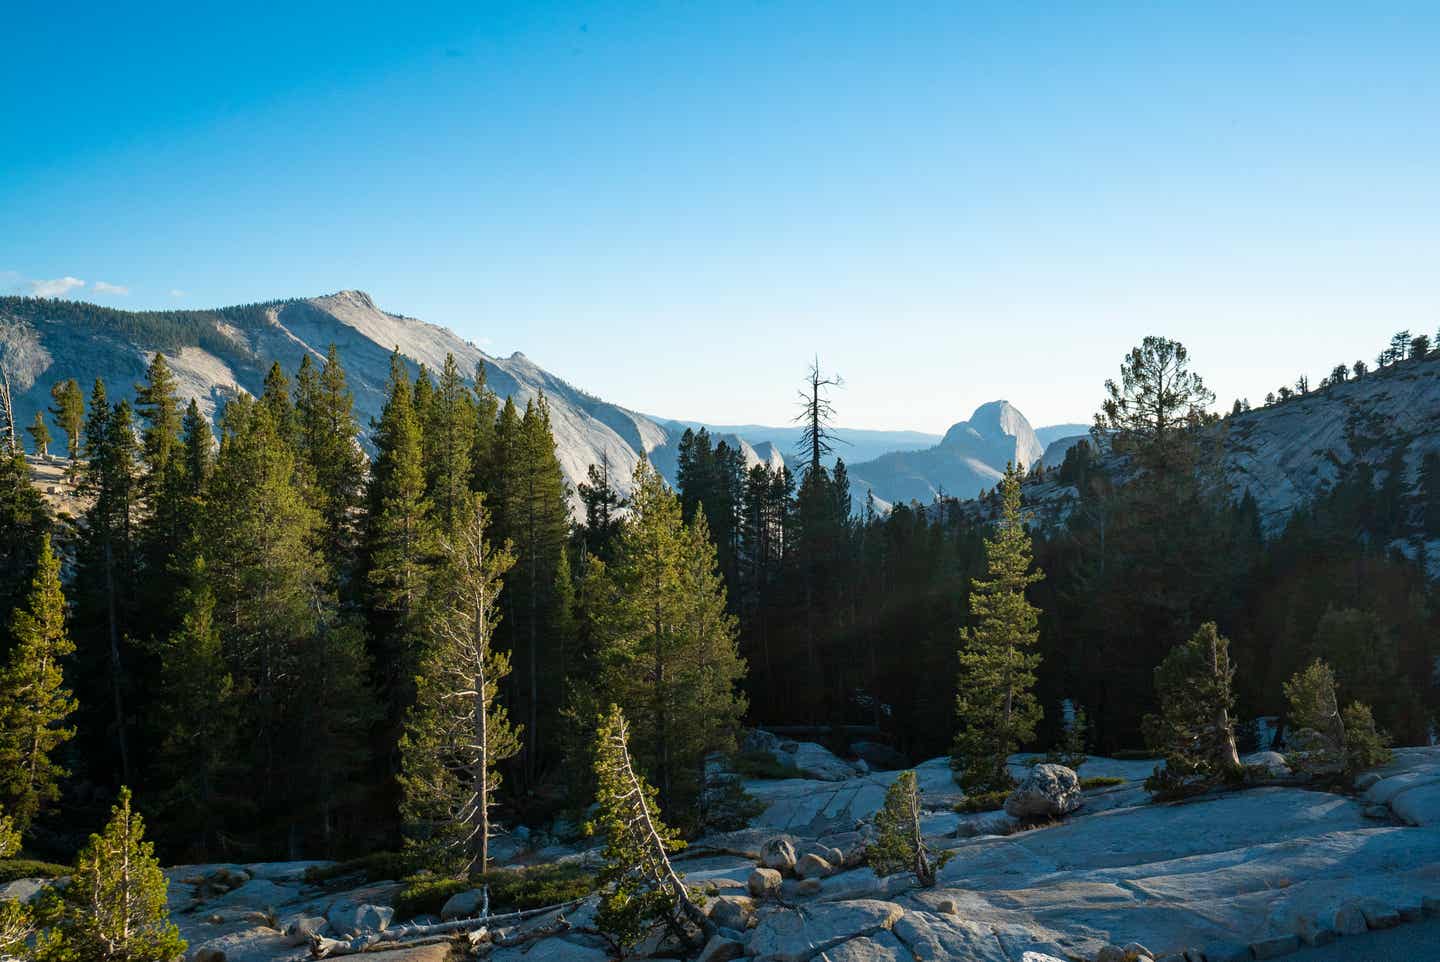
left=939, top=400, right=1043, bottom=469
left=846, top=400, right=1047, bottom=509
left=0, top=291, right=683, bottom=516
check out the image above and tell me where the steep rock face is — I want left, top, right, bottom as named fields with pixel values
left=848, top=401, right=1044, bottom=507
left=986, top=356, right=1440, bottom=562
left=0, top=291, right=684, bottom=511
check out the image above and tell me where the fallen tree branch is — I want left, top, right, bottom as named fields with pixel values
left=309, top=898, right=589, bottom=958
left=468, top=915, right=574, bottom=952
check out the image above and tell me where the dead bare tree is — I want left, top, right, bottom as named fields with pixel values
left=793, top=356, right=844, bottom=479
left=398, top=493, right=520, bottom=876
left=0, top=363, right=17, bottom=455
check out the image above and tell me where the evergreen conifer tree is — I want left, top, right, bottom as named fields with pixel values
left=364, top=353, right=435, bottom=734
left=296, top=345, right=367, bottom=578
left=48, top=378, right=85, bottom=475
left=951, top=463, right=1043, bottom=793
left=1283, top=659, right=1345, bottom=762
left=1142, top=622, right=1242, bottom=794
left=578, top=455, right=627, bottom=563
left=149, top=561, right=236, bottom=858
left=204, top=394, right=369, bottom=848
left=469, top=360, right=500, bottom=495
left=591, top=704, right=707, bottom=950
left=260, top=360, right=293, bottom=442
left=505, top=393, right=570, bottom=784
left=400, top=494, right=518, bottom=874
left=423, top=353, right=475, bottom=536
left=0, top=804, right=28, bottom=953
left=867, top=770, right=939, bottom=885
left=0, top=537, right=76, bottom=835
left=36, top=787, right=185, bottom=961
left=1340, top=702, right=1391, bottom=774
left=179, top=400, right=213, bottom=499
left=0, top=448, right=49, bottom=652
left=27, top=411, right=50, bottom=457
left=76, top=395, right=140, bottom=787
left=592, top=458, right=746, bottom=818
left=135, top=353, right=188, bottom=638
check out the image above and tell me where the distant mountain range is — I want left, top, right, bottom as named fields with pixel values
left=0, top=290, right=1084, bottom=513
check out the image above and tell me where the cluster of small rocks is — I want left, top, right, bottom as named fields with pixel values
left=744, top=832, right=869, bottom=903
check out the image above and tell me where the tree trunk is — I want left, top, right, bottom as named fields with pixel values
left=104, top=539, right=132, bottom=786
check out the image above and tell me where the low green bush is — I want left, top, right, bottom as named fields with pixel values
left=731, top=750, right=797, bottom=780
left=0, top=859, right=70, bottom=883
left=393, top=876, right=472, bottom=920
left=304, top=851, right=418, bottom=887
left=954, top=790, right=1010, bottom=814
left=393, top=863, right=596, bottom=921
left=1079, top=776, right=1125, bottom=790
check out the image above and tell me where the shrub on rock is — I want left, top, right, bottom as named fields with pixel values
left=1341, top=702, right=1391, bottom=774
left=1280, top=659, right=1392, bottom=776
left=867, top=771, right=944, bottom=886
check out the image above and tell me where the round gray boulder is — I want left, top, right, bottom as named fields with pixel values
left=1004, top=763, right=1083, bottom=819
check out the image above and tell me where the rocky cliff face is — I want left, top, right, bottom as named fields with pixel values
left=996, top=354, right=1440, bottom=562
left=0, top=290, right=777, bottom=511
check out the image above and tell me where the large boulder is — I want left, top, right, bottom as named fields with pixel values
left=748, top=867, right=783, bottom=898
left=760, top=836, right=798, bottom=874
left=826, top=930, right=911, bottom=962
left=1004, top=764, right=1082, bottom=819
left=1243, top=751, right=1291, bottom=777
left=698, top=930, right=749, bottom=962
left=708, top=895, right=757, bottom=931
left=794, top=853, right=835, bottom=879
left=327, top=900, right=394, bottom=936
left=440, top=888, right=486, bottom=920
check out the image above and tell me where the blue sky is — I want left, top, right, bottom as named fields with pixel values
left=4, top=1, right=1439, bottom=432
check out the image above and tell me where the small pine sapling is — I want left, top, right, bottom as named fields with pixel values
left=867, top=770, right=947, bottom=886
left=1282, top=659, right=1345, bottom=772
left=0, top=805, right=31, bottom=955
left=35, top=787, right=186, bottom=961
left=1340, top=702, right=1392, bottom=774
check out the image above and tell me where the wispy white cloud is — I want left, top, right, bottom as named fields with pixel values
left=28, top=276, right=86, bottom=298
left=93, top=281, right=129, bottom=296
left=169, top=288, right=187, bottom=298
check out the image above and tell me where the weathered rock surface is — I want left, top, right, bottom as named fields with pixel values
left=131, top=746, right=1440, bottom=962
left=747, top=899, right=904, bottom=962
left=326, top=900, right=393, bottom=936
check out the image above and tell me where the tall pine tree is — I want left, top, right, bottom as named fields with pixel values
left=590, top=457, right=746, bottom=820
left=400, top=493, right=518, bottom=874
left=363, top=353, right=435, bottom=743
left=952, top=463, right=1044, bottom=793
left=0, top=537, right=76, bottom=835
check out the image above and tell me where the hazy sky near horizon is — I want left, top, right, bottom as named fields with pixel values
left=4, top=2, right=1439, bottom=432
